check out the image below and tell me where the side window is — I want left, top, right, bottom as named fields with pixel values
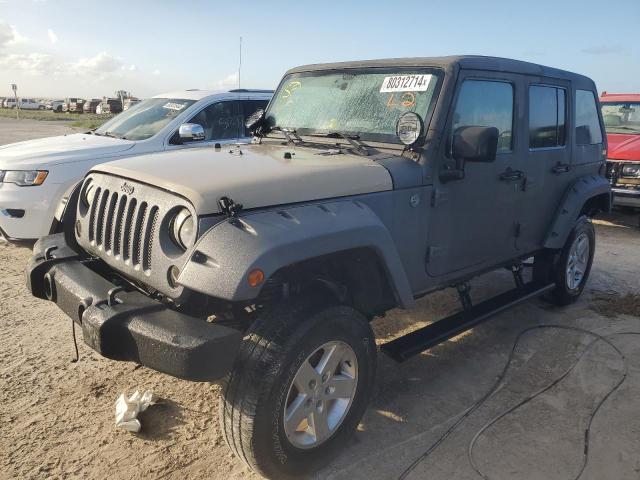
left=529, top=85, right=566, bottom=149
left=575, top=90, right=603, bottom=145
left=189, top=101, right=241, bottom=141
left=453, top=79, right=514, bottom=153
left=241, top=99, right=269, bottom=137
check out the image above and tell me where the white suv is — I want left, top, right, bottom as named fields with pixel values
left=0, top=89, right=272, bottom=242
left=19, top=98, right=46, bottom=110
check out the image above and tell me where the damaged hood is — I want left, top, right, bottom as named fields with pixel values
left=0, top=133, right=135, bottom=169
left=94, top=144, right=393, bottom=214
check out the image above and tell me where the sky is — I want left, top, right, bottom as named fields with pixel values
left=0, top=0, right=638, bottom=99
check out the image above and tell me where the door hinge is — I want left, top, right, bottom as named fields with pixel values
left=431, top=188, right=448, bottom=207
left=515, top=222, right=522, bottom=238
left=425, top=245, right=446, bottom=264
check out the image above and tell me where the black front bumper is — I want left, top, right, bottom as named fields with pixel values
left=26, top=233, right=243, bottom=381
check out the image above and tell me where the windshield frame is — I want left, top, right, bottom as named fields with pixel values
left=601, top=101, right=640, bottom=135
left=95, top=97, right=197, bottom=141
left=264, top=66, right=444, bottom=145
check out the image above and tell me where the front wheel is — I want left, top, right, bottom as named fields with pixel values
left=550, top=217, right=596, bottom=305
left=220, top=300, right=376, bottom=479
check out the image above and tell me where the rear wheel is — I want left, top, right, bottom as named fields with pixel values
left=549, top=217, right=596, bottom=305
left=220, top=299, right=376, bottom=479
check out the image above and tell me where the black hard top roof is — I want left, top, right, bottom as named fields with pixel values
left=285, top=55, right=593, bottom=84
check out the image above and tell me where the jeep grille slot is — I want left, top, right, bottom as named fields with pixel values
left=132, top=202, right=148, bottom=267
left=88, top=186, right=101, bottom=242
left=143, top=206, right=159, bottom=272
left=122, top=198, right=137, bottom=261
left=113, top=195, right=127, bottom=256
left=104, top=192, right=118, bottom=252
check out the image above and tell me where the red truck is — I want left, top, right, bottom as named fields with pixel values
left=601, top=93, right=640, bottom=223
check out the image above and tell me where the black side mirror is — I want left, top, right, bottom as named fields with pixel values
left=245, top=109, right=266, bottom=135
left=452, top=126, right=499, bottom=163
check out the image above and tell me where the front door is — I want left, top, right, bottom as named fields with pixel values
left=427, top=72, right=524, bottom=277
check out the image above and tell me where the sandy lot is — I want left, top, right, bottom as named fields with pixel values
left=0, top=117, right=83, bottom=145
left=1, top=119, right=640, bottom=480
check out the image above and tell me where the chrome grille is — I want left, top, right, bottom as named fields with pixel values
left=88, top=189, right=158, bottom=271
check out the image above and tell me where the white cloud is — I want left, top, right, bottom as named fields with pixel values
left=0, top=52, right=57, bottom=75
left=128, top=64, right=137, bottom=71
left=47, top=28, right=58, bottom=44
left=69, top=51, right=124, bottom=74
left=215, top=72, right=239, bottom=89
left=0, top=22, right=28, bottom=48
left=152, top=69, right=160, bottom=75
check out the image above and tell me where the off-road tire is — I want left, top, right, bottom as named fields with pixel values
left=550, top=216, right=596, bottom=306
left=220, top=299, right=376, bottom=479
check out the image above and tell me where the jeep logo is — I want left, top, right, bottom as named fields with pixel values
left=120, top=182, right=135, bottom=195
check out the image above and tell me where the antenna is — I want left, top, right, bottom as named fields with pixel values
left=238, top=36, right=242, bottom=90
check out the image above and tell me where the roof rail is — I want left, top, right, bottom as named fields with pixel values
left=228, top=89, right=274, bottom=93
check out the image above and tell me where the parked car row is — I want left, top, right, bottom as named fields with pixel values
left=0, top=55, right=635, bottom=479
left=1, top=97, right=46, bottom=110
left=1, top=96, right=141, bottom=114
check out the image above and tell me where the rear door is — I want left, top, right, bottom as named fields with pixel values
left=427, top=71, right=525, bottom=277
left=516, top=79, right=572, bottom=252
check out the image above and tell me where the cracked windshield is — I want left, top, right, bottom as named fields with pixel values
left=265, top=70, right=439, bottom=142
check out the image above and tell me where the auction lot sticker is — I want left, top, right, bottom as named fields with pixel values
left=380, top=74, right=432, bottom=92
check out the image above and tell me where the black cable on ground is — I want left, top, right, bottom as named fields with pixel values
left=397, top=325, right=639, bottom=480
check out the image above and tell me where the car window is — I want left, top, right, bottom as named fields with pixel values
left=601, top=102, right=640, bottom=135
left=241, top=99, right=269, bottom=136
left=452, top=79, right=514, bottom=153
left=529, top=85, right=566, bottom=149
left=189, top=101, right=241, bottom=141
left=95, top=98, right=196, bottom=141
left=575, top=90, right=602, bottom=145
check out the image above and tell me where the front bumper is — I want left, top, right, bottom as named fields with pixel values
left=26, top=233, right=243, bottom=381
left=612, top=188, right=640, bottom=208
left=0, top=181, right=62, bottom=241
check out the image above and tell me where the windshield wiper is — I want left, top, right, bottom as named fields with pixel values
left=270, top=126, right=303, bottom=145
left=312, top=132, right=370, bottom=156
left=102, top=131, right=120, bottom=139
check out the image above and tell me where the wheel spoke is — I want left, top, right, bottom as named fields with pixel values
left=326, top=375, right=356, bottom=399
left=284, top=394, right=310, bottom=435
left=294, top=360, right=318, bottom=395
left=310, top=407, right=331, bottom=443
left=316, top=343, right=345, bottom=378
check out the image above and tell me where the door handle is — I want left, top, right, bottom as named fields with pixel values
left=551, top=163, right=570, bottom=174
left=499, top=169, right=525, bottom=182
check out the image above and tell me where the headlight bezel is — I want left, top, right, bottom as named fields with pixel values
left=170, top=207, right=196, bottom=250
left=621, top=164, right=640, bottom=178
left=0, top=169, right=48, bottom=186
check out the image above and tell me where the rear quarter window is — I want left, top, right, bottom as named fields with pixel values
left=575, top=90, right=603, bottom=145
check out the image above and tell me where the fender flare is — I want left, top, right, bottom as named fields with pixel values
left=543, top=174, right=611, bottom=249
left=178, top=200, right=415, bottom=308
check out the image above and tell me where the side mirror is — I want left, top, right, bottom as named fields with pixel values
left=245, top=109, right=266, bottom=135
left=452, top=126, right=499, bottom=163
left=178, top=123, right=205, bottom=142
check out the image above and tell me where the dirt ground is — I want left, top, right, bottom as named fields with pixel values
left=1, top=119, right=640, bottom=480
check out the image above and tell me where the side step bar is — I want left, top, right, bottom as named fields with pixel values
left=381, top=281, right=555, bottom=362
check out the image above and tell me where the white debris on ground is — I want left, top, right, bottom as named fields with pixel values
left=115, top=390, right=156, bottom=433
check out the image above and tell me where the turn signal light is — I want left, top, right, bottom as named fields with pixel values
left=248, top=269, right=265, bottom=287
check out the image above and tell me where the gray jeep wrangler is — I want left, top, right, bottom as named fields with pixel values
left=27, top=56, right=610, bottom=478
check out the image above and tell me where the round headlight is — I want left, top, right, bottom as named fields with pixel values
left=396, top=112, right=424, bottom=146
left=171, top=208, right=196, bottom=250
left=82, top=181, right=97, bottom=208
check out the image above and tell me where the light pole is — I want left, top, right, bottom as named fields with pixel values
left=11, top=84, right=18, bottom=120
